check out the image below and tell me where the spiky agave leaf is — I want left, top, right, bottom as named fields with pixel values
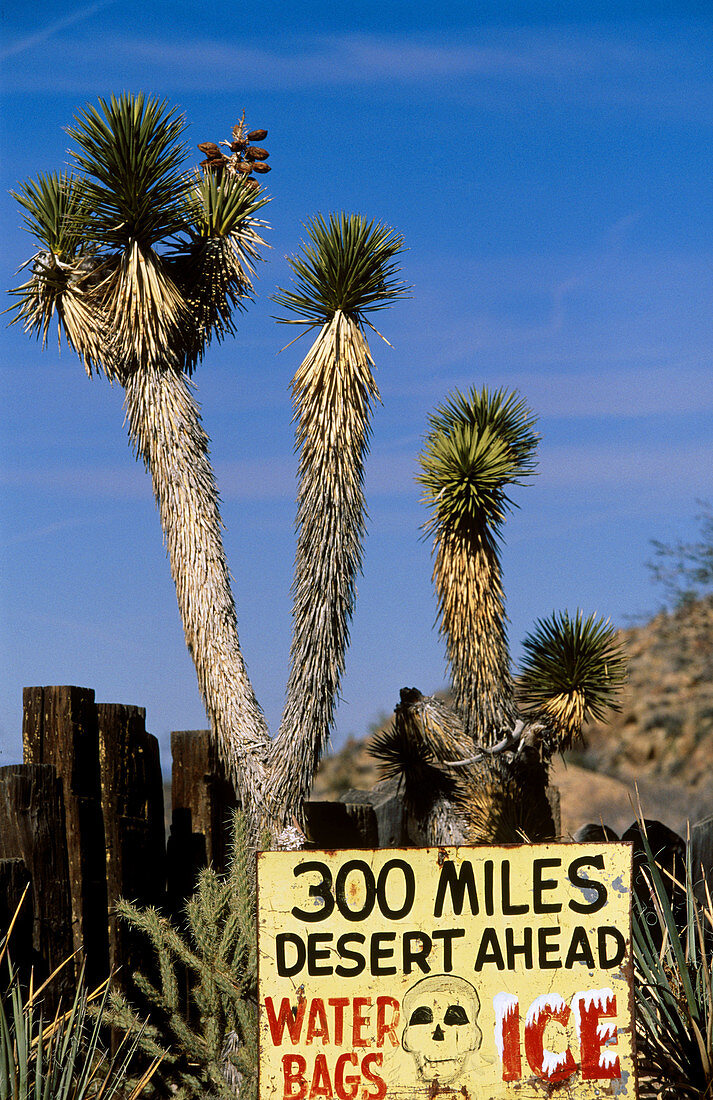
left=173, top=171, right=271, bottom=371
left=273, top=212, right=409, bottom=326
left=8, top=171, right=107, bottom=371
left=632, top=824, right=713, bottom=1094
left=65, top=93, right=191, bottom=373
left=420, top=388, right=539, bottom=541
left=66, top=93, right=188, bottom=250
left=418, top=387, right=539, bottom=744
left=0, top=957, right=158, bottom=1100
left=518, top=610, right=627, bottom=748
left=268, top=215, right=406, bottom=824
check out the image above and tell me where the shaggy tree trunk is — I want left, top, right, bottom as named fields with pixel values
left=269, top=313, right=379, bottom=825
left=123, top=365, right=270, bottom=828
left=435, top=532, right=515, bottom=746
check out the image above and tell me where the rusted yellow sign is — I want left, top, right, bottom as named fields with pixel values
left=258, top=844, right=636, bottom=1099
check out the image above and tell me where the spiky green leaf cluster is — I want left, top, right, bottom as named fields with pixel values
left=370, top=718, right=435, bottom=782
left=633, top=825, right=713, bottom=1095
left=518, top=610, right=627, bottom=725
left=419, top=387, right=539, bottom=541
left=0, top=960, right=154, bottom=1100
left=273, top=213, right=409, bottom=325
left=11, top=172, right=91, bottom=260
left=9, top=94, right=270, bottom=380
left=174, top=172, right=270, bottom=371
left=183, top=170, right=269, bottom=242
left=66, top=93, right=188, bottom=250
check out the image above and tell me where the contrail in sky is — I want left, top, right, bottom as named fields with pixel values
left=1, top=0, right=116, bottom=59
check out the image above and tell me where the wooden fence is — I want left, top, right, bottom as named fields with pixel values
left=0, top=687, right=240, bottom=1004
left=0, top=685, right=410, bottom=1005
left=1, top=684, right=711, bottom=1007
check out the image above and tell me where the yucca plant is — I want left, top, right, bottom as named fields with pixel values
left=518, top=609, right=627, bottom=749
left=9, top=93, right=274, bottom=829
left=418, top=387, right=539, bottom=744
left=633, top=822, right=713, bottom=1098
left=269, top=214, right=409, bottom=822
left=1, top=966, right=161, bottom=1100
left=0, top=891, right=159, bottom=1099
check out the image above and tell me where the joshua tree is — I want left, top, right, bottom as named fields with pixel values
left=269, top=214, right=408, bottom=823
left=9, top=94, right=275, bottom=826
left=372, top=387, right=627, bottom=845
left=10, top=97, right=407, bottom=837
left=372, top=606, right=627, bottom=845
left=418, top=387, right=539, bottom=744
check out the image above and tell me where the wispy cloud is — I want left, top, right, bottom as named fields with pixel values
left=0, top=517, right=90, bottom=548
left=0, top=464, right=147, bottom=499
left=2, top=23, right=711, bottom=112
left=506, top=362, right=713, bottom=419
left=1, top=0, right=116, bottom=60
left=387, top=236, right=713, bottom=406
left=538, top=440, right=713, bottom=492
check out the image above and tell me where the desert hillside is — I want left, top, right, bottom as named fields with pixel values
left=311, top=595, right=713, bottom=838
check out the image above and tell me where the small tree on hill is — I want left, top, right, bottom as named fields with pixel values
left=647, top=500, right=713, bottom=608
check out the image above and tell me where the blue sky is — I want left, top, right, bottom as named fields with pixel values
left=1, top=2, right=712, bottom=772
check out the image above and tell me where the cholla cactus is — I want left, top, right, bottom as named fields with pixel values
left=103, top=812, right=259, bottom=1099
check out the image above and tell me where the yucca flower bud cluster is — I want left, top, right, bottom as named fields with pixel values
left=198, top=113, right=271, bottom=191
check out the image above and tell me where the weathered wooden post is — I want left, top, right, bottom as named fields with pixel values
left=0, top=764, right=74, bottom=1001
left=22, top=685, right=109, bottom=985
left=96, top=702, right=166, bottom=976
left=0, top=858, right=33, bottom=977
left=167, top=729, right=237, bottom=912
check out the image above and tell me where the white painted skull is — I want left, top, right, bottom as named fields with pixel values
left=402, top=974, right=482, bottom=1083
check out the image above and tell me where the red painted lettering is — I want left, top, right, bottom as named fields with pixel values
left=573, top=989, right=621, bottom=1080
left=361, top=1053, right=387, bottom=1100
left=352, top=998, right=372, bottom=1047
left=282, top=1054, right=308, bottom=1099
left=305, top=999, right=329, bottom=1045
left=334, top=1053, right=360, bottom=1100
left=309, top=1053, right=332, bottom=1098
left=494, top=993, right=521, bottom=1082
left=524, top=995, right=576, bottom=1083
left=329, top=998, right=350, bottom=1046
left=267, top=997, right=306, bottom=1046
left=375, top=997, right=400, bottom=1047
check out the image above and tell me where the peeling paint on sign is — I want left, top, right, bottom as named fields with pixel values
left=257, top=843, right=636, bottom=1099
